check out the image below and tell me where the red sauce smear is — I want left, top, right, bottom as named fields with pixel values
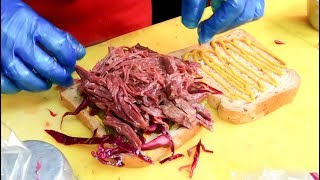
left=47, top=109, right=57, bottom=117
left=179, top=140, right=213, bottom=178
left=45, top=121, right=50, bottom=128
left=310, top=172, right=319, bottom=180
left=35, top=160, right=42, bottom=180
left=274, top=40, right=285, bottom=45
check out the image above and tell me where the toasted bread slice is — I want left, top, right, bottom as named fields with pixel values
left=60, top=84, right=201, bottom=167
left=170, top=29, right=300, bottom=124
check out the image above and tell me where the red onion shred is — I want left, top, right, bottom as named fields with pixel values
left=188, top=82, right=222, bottom=94
left=60, top=96, right=89, bottom=129
left=200, top=143, right=214, bottom=153
left=179, top=139, right=213, bottom=178
left=158, top=130, right=186, bottom=164
left=162, top=131, right=174, bottom=154
left=159, top=154, right=184, bottom=164
left=310, top=172, right=319, bottom=180
left=47, top=109, right=57, bottom=117
left=143, top=124, right=158, bottom=135
left=141, top=134, right=171, bottom=151
left=45, top=129, right=152, bottom=166
left=45, top=129, right=114, bottom=145
left=274, top=40, right=285, bottom=45
left=138, top=133, right=146, bottom=144
left=140, top=130, right=184, bottom=164
left=91, top=145, right=125, bottom=167
left=35, top=160, right=41, bottom=180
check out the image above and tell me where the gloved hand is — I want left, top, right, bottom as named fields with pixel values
left=1, top=0, right=86, bottom=94
left=182, top=0, right=265, bottom=44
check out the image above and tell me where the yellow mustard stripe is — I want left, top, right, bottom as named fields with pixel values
left=200, top=64, right=235, bottom=99
left=208, top=44, right=252, bottom=90
left=201, top=51, right=254, bottom=98
left=182, top=52, right=191, bottom=60
left=189, top=50, right=242, bottom=100
left=232, top=39, right=283, bottom=75
left=216, top=41, right=266, bottom=92
left=204, top=49, right=256, bottom=100
left=184, top=49, right=232, bottom=97
left=223, top=46, right=268, bottom=91
left=183, top=37, right=285, bottom=102
left=247, top=40, right=287, bottom=66
left=204, top=49, right=250, bottom=91
left=231, top=40, right=282, bottom=76
left=202, top=63, right=253, bottom=102
left=192, top=49, right=201, bottom=62
left=183, top=51, right=233, bottom=97
left=240, top=38, right=286, bottom=73
left=201, top=50, right=248, bottom=92
left=226, top=42, right=278, bottom=86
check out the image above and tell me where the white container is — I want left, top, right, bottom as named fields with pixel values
left=307, top=0, right=319, bottom=30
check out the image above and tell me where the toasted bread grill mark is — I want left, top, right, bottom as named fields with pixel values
left=183, top=38, right=288, bottom=102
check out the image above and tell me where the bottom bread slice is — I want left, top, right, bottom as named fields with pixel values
left=170, top=29, right=301, bottom=124
left=60, top=84, right=202, bottom=167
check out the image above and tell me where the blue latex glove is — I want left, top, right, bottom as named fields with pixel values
left=182, top=0, right=265, bottom=44
left=1, top=0, right=86, bottom=94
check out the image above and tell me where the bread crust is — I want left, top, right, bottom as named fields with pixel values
left=170, top=29, right=301, bottom=124
left=60, top=84, right=201, bottom=168
left=211, top=70, right=300, bottom=123
left=60, top=84, right=107, bottom=137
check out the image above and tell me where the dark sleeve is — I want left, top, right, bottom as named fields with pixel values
left=152, top=0, right=182, bottom=24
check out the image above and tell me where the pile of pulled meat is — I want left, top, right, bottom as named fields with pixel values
left=74, top=44, right=220, bottom=149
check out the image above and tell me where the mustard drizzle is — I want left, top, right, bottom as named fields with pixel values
left=183, top=38, right=287, bottom=102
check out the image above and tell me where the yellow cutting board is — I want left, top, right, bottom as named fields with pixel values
left=1, top=0, right=319, bottom=179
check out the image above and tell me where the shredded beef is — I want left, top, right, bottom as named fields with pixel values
left=75, top=44, right=221, bottom=148
left=161, top=100, right=195, bottom=129
left=103, top=115, right=141, bottom=148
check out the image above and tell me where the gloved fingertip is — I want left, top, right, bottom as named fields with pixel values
left=76, top=44, right=86, bottom=60
left=197, top=24, right=214, bottom=44
left=59, top=76, right=74, bottom=87
left=27, top=80, right=52, bottom=92
left=210, top=0, right=224, bottom=12
left=45, top=81, right=53, bottom=90
left=66, top=67, right=75, bottom=74
left=253, top=9, right=264, bottom=20
left=253, top=0, right=265, bottom=20
left=1, top=74, right=21, bottom=94
left=1, top=85, right=21, bottom=94
left=66, top=34, right=86, bottom=60
left=182, top=19, right=198, bottom=29
left=198, top=36, right=211, bottom=44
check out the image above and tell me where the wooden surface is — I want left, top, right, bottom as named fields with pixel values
left=1, top=0, right=319, bottom=179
